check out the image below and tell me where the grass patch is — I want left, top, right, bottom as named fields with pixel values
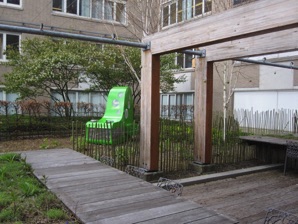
left=0, top=153, right=80, bottom=223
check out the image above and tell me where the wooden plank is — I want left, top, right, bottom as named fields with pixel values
left=45, top=169, right=122, bottom=184
left=50, top=175, right=140, bottom=193
left=89, top=201, right=202, bottom=224
left=75, top=191, right=174, bottom=213
left=69, top=180, right=152, bottom=198
left=143, top=0, right=298, bottom=55
left=33, top=163, right=109, bottom=178
left=28, top=159, right=98, bottom=169
left=45, top=172, right=131, bottom=189
left=194, top=58, right=213, bottom=163
left=79, top=195, right=183, bottom=223
left=72, top=184, right=159, bottom=204
left=136, top=208, right=217, bottom=224
left=140, top=50, right=160, bottom=171
left=188, top=214, right=237, bottom=224
left=206, top=28, right=298, bottom=61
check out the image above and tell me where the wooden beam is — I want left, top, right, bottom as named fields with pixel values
left=194, top=58, right=213, bottom=163
left=140, top=50, right=160, bottom=171
left=205, top=28, right=298, bottom=62
left=144, top=0, right=298, bottom=55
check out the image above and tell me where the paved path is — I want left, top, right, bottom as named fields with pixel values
left=21, top=148, right=237, bottom=224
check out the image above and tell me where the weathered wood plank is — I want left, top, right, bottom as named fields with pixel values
left=45, top=172, right=131, bottom=189
left=33, top=162, right=107, bottom=177
left=144, top=0, right=298, bottom=55
left=69, top=180, right=153, bottom=198
left=79, top=195, right=183, bottom=223
left=90, top=201, right=201, bottom=224
left=50, top=175, right=140, bottom=193
left=72, top=185, right=159, bottom=205
left=75, top=191, right=175, bottom=214
left=187, top=214, right=237, bottom=224
left=136, top=208, right=216, bottom=224
left=140, top=50, right=160, bottom=171
left=194, top=58, right=213, bottom=163
left=205, top=28, right=298, bottom=61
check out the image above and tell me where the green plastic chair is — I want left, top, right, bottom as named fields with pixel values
left=86, top=86, right=134, bottom=145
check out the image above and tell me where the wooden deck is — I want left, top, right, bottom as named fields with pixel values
left=183, top=169, right=298, bottom=223
left=21, top=149, right=237, bottom=224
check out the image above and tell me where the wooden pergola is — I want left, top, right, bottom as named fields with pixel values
left=140, top=0, right=298, bottom=171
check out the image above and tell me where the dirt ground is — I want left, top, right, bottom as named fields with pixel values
left=0, top=137, right=73, bottom=153
left=182, top=169, right=298, bottom=223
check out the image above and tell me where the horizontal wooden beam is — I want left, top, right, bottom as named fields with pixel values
left=144, top=0, right=298, bottom=55
left=205, top=28, right=298, bottom=62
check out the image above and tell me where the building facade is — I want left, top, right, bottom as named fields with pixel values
left=159, top=0, right=298, bottom=131
left=0, top=0, right=140, bottom=115
left=0, top=0, right=297, bottom=125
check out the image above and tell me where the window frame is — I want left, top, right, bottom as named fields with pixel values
left=176, top=52, right=193, bottom=69
left=162, top=0, right=212, bottom=28
left=52, top=0, right=127, bottom=24
left=0, top=0, right=22, bottom=7
left=0, top=32, right=21, bottom=61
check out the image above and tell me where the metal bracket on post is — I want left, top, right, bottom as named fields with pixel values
left=143, top=41, right=151, bottom=51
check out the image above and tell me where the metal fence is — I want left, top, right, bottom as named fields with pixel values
left=0, top=114, right=92, bottom=140
left=72, top=113, right=257, bottom=173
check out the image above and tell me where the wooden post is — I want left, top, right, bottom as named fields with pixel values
left=140, top=50, right=160, bottom=171
left=194, top=57, right=213, bottom=164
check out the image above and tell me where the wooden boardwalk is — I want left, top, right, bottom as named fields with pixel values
left=21, top=149, right=236, bottom=224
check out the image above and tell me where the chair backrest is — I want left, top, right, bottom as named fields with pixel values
left=102, top=86, right=134, bottom=123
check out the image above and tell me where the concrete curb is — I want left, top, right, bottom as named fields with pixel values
left=153, top=164, right=283, bottom=187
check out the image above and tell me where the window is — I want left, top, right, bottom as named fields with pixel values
left=52, top=0, right=126, bottom=24
left=233, top=0, right=251, bottom=5
left=177, top=53, right=193, bottom=68
left=161, top=93, right=194, bottom=120
left=0, top=0, right=21, bottom=6
left=0, top=90, right=19, bottom=115
left=162, top=0, right=211, bottom=27
left=0, top=33, right=20, bottom=61
left=51, top=90, right=107, bottom=116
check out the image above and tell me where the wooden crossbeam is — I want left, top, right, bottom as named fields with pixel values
left=144, top=0, right=298, bottom=55
left=205, top=28, right=298, bottom=62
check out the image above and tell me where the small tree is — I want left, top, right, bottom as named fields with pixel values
left=85, top=45, right=184, bottom=105
left=2, top=37, right=90, bottom=117
left=2, top=38, right=184, bottom=116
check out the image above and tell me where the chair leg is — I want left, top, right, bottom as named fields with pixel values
left=284, top=156, right=288, bottom=175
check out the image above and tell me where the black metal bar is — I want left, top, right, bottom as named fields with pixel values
left=181, top=49, right=206, bottom=57
left=235, top=58, right=298, bottom=70
left=0, top=23, right=150, bottom=50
